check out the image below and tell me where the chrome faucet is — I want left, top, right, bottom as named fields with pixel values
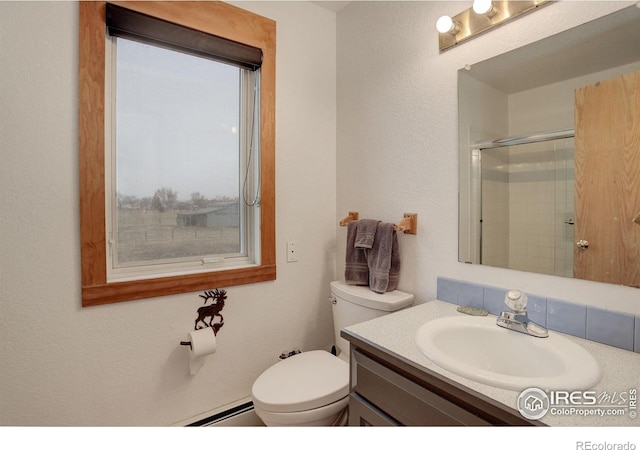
left=496, top=290, right=548, bottom=338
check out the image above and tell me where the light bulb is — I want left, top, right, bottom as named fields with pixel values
left=436, top=15, right=458, bottom=34
left=473, top=0, right=496, bottom=17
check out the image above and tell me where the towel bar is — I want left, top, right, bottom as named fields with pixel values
left=339, top=212, right=417, bottom=235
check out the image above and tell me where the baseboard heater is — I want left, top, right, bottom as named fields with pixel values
left=186, top=401, right=255, bottom=427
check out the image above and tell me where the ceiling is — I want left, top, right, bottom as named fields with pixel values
left=312, top=1, right=351, bottom=13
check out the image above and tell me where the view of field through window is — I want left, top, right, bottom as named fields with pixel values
left=113, top=38, right=243, bottom=266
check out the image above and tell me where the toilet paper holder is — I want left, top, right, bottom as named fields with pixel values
left=179, top=289, right=227, bottom=348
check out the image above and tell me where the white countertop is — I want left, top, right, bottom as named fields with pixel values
left=343, top=300, right=640, bottom=426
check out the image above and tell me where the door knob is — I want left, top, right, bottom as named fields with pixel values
left=576, top=239, right=589, bottom=249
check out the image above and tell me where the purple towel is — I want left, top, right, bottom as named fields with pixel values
left=344, top=221, right=369, bottom=285
left=367, top=222, right=400, bottom=294
left=354, top=219, right=380, bottom=249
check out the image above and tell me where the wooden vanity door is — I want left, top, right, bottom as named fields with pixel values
left=574, top=69, right=640, bottom=287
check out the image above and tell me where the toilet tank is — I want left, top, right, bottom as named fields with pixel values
left=330, top=281, right=414, bottom=357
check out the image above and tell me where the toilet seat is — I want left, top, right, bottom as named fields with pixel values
left=252, top=350, right=349, bottom=414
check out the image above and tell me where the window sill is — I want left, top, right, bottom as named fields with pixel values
left=82, top=263, right=276, bottom=307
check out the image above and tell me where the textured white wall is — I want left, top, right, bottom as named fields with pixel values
left=0, top=1, right=336, bottom=425
left=337, top=1, right=640, bottom=315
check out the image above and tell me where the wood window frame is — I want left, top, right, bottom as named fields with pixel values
left=79, top=1, right=276, bottom=307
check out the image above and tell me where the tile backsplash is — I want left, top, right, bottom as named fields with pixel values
left=437, top=276, right=639, bottom=354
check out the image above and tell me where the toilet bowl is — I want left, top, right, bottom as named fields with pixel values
left=252, top=350, right=349, bottom=426
left=251, top=281, right=414, bottom=426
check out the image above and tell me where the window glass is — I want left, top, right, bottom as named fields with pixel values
left=112, top=37, right=247, bottom=271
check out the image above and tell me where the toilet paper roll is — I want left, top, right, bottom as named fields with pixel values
left=188, top=327, right=217, bottom=358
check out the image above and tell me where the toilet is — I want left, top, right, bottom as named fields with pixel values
left=251, top=280, right=414, bottom=426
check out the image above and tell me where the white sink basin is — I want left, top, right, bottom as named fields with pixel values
left=415, top=315, right=602, bottom=391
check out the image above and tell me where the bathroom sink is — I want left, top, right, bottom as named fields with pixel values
left=415, top=315, right=602, bottom=391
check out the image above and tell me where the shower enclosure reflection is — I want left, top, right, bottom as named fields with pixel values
left=471, top=133, right=575, bottom=277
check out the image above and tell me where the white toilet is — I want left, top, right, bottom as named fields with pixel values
left=251, top=280, right=414, bottom=426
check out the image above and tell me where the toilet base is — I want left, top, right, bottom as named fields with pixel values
left=254, top=396, right=349, bottom=426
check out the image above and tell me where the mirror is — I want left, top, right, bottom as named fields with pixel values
left=458, top=5, right=640, bottom=286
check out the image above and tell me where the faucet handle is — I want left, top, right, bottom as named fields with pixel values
left=505, top=290, right=527, bottom=312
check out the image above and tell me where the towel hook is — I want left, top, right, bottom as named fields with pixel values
left=340, top=211, right=359, bottom=226
left=394, top=213, right=418, bottom=235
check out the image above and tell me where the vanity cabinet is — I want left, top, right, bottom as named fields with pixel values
left=345, top=335, right=541, bottom=426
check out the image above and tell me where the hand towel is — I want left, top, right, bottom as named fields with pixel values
left=367, top=222, right=401, bottom=293
left=354, top=219, right=380, bottom=249
left=387, top=229, right=400, bottom=292
left=344, top=221, right=369, bottom=285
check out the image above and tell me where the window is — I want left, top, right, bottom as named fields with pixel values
left=108, top=34, right=256, bottom=280
left=79, top=2, right=276, bottom=306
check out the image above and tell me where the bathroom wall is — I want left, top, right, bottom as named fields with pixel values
left=336, top=1, right=640, bottom=316
left=0, top=1, right=336, bottom=425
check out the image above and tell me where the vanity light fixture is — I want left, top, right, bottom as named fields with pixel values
left=437, top=0, right=552, bottom=52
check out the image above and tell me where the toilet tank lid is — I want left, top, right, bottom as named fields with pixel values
left=330, top=281, right=414, bottom=311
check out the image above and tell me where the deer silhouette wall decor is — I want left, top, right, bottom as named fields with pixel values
left=194, top=289, right=227, bottom=335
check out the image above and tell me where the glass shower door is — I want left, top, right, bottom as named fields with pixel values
left=479, top=136, right=575, bottom=277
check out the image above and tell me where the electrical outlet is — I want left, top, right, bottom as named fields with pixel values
left=286, top=241, right=298, bottom=262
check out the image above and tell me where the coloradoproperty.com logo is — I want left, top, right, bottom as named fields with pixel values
left=517, top=387, right=638, bottom=420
